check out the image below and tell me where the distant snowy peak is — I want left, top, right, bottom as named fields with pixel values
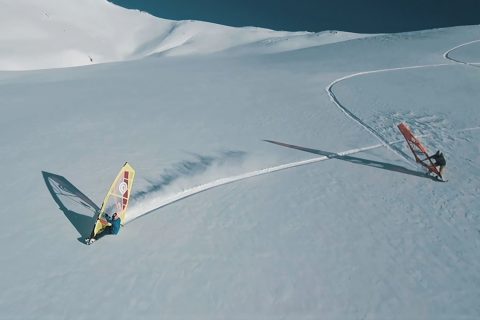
left=0, top=0, right=369, bottom=70
left=0, top=0, right=172, bottom=70
left=137, top=20, right=368, bottom=58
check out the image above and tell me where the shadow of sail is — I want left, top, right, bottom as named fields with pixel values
left=264, top=139, right=434, bottom=180
left=42, top=171, right=100, bottom=239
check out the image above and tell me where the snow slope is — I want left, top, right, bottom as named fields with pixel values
left=0, top=0, right=368, bottom=71
left=0, top=1, right=480, bottom=319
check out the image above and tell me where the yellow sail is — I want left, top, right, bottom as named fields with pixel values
left=91, top=162, right=136, bottom=238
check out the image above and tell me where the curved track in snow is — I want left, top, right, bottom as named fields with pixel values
left=128, top=38, right=480, bottom=223
left=326, top=63, right=451, bottom=165
left=127, top=142, right=393, bottom=223
left=326, top=38, right=480, bottom=163
left=443, top=39, right=480, bottom=67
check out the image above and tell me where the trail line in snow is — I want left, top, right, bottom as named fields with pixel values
left=326, top=38, right=480, bottom=165
left=459, top=126, right=480, bottom=132
left=326, top=63, right=451, bottom=166
left=443, top=39, right=480, bottom=67
left=126, top=141, right=397, bottom=223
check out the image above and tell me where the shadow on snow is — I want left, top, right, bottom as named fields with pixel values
left=42, top=171, right=99, bottom=242
left=264, top=139, right=435, bottom=181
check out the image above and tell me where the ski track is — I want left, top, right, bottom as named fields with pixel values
left=126, top=142, right=392, bottom=223
left=460, top=126, right=480, bottom=132
left=326, top=63, right=451, bottom=166
left=128, top=38, right=480, bottom=222
left=326, top=38, right=480, bottom=163
left=443, top=39, right=480, bottom=67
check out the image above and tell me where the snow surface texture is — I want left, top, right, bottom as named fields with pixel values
left=0, top=1, right=479, bottom=319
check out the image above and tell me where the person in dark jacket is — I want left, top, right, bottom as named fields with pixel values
left=85, top=212, right=121, bottom=244
left=107, top=212, right=122, bottom=235
left=96, top=212, right=121, bottom=239
left=429, top=150, right=446, bottom=176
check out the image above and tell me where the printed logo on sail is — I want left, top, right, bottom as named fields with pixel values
left=119, top=181, right=128, bottom=194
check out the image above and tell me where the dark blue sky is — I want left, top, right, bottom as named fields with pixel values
left=109, top=0, right=480, bottom=33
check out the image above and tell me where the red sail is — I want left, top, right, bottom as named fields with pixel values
left=397, top=122, right=442, bottom=177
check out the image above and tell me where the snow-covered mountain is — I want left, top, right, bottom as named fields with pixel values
left=0, top=0, right=368, bottom=70
left=1, top=0, right=479, bottom=319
